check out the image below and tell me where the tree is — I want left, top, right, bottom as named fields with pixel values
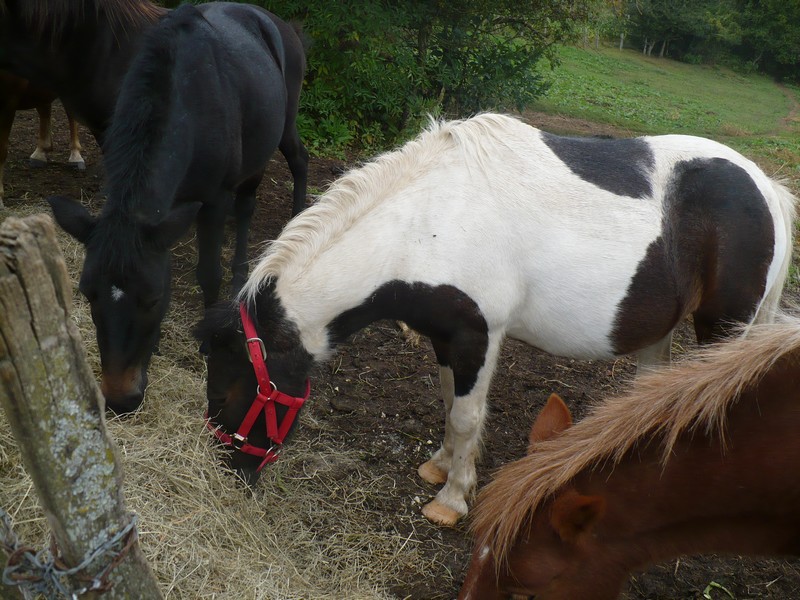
left=737, top=0, right=800, bottom=79
left=239, top=0, right=590, bottom=152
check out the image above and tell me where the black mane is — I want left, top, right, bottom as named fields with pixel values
left=100, top=4, right=201, bottom=217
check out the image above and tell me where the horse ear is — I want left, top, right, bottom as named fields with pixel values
left=528, top=393, right=572, bottom=450
left=47, top=195, right=96, bottom=244
left=550, top=490, right=605, bottom=543
left=143, top=202, right=202, bottom=249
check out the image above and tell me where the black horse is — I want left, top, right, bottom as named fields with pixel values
left=49, top=3, right=308, bottom=413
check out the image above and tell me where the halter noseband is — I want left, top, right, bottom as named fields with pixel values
left=205, top=303, right=311, bottom=472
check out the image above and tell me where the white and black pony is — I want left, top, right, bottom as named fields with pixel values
left=194, top=113, right=795, bottom=526
left=48, top=3, right=308, bottom=413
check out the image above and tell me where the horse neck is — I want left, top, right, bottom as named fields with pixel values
left=272, top=220, right=410, bottom=357
left=581, top=378, right=800, bottom=567
left=250, top=284, right=315, bottom=379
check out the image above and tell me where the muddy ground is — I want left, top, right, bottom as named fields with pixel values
left=3, top=105, right=800, bottom=599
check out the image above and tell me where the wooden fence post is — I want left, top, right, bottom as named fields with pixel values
left=0, top=214, right=163, bottom=599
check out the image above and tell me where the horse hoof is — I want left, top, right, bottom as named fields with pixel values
left=418, top=460, right=448, bottom=485
left=422, top=499, right=462, bottom=527
left=70, top=160, right=86, bottom=171
left=29, top=158, right=47, bottom=169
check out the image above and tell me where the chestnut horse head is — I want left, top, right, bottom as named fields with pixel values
left=461, top=321, right=800, bottom=599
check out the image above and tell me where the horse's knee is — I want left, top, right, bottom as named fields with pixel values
left=449, top=397, right=485, bottom=437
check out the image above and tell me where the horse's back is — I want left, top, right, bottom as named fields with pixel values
left=154, top=3, right=289, bottom=185
left=447, top=118, right=792, bottom=350
left=274, top=114, right=792, bottom=359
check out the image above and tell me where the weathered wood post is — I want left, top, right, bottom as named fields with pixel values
left=0, top=214, right=162, bottom=599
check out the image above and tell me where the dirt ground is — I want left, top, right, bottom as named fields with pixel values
left=4, top=104, right=800, bottom=600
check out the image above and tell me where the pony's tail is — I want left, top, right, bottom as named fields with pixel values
left=751, top=178, right=797, bottom=326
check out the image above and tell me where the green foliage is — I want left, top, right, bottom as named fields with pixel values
left=616, top=0, right=800, bottom=81
left=226, top=0, right=586, bottom=155
left=255, top=1, right=428, bottom=155
left=535, top=45, right=794, bottom=136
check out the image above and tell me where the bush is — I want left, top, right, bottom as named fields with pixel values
left=223, top=0, right=586, bottom=154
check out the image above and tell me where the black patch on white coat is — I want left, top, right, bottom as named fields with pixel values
left=540, top=131, right=655, bottom=198
left=328, top=281, right=489, bottom=396
left=611, top=157, right=774, bottom=354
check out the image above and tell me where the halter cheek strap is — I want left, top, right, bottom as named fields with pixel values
left=205, top=303, right=311, bottom=472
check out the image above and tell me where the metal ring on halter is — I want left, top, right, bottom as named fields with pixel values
left=245, top=337, right=267, bottom=362
left=256, top=381, right=278, bottom=396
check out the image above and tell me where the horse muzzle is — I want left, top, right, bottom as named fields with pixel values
left=101, top=367, right=147, bottom=414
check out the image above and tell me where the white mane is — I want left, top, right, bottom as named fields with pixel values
left=238, top=113, right=523, bottom=302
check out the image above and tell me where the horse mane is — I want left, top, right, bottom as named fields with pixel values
left=471, top=317, right=800, bottom=567
left=239, top=113, right=521, bottom=302
left=3, top=0, right=165, bottom=43
left=100, top=5, right=195, bottom=219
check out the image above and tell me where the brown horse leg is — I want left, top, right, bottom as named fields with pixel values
left=0, top=100, right=18, bottom=207
left=30, top=103, right=52, bottom=167
left=65, top=108, right=86, bottom=170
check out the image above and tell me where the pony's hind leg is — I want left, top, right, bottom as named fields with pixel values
left=635, top=332, right=672, bottom=373
left=65, top=109, right=85, bottom=171
left=278, top=122, right=309, bottom=216
left=0, top=100, right=16, bottom=206
left=30, top=103, right=53, bottom=166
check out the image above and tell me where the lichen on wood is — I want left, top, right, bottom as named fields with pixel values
left=0, top=214, right=162, bottom=599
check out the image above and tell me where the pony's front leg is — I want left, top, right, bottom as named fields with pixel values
left=230, top=180, right=259, bottom=294
left=29, top=103, right=53, bottom=166
left=422, top=334, right=501, bottom=526
left=418, top=365, right=454, bottom=485
left=195, top=203, right=226, bottom=307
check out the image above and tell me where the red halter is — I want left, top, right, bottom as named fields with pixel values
left=205, top=303, right=311, bottom=472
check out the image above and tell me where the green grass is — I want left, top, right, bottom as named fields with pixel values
left=532, top=44, right=800, bottom=176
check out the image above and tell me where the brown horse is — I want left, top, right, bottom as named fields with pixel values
left=0, top=0, right=308, bottom=215
left=0, top=71, right=84, bottom=207
left=460, top=319, right=800, bottom=599
left=0, top=0, right=166, bottom=142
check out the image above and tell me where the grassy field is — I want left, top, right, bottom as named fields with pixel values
left=530, top=44, right=800, bottom=178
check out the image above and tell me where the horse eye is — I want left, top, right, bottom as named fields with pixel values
left=139, top=297, right=160, bottom=311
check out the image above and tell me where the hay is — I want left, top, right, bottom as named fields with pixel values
left=0, top=202, right=437, bottom=599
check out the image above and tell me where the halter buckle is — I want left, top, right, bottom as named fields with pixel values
left=232, top=432, right=248, bottom=449
left=245, top=337, right=267, bottom=362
